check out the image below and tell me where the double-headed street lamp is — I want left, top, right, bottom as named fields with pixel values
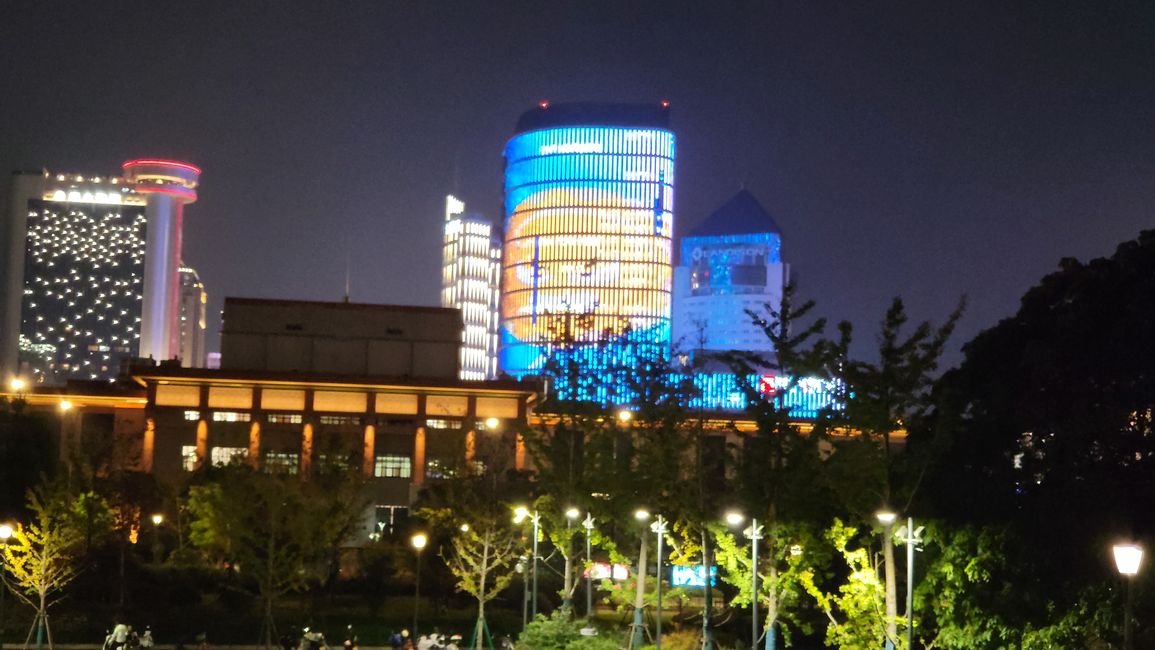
left=411, top=533, right=428, bottom=636
left=1114, top=543, right=1143, bottom=650
left=582, top=513, right=596, bottom=619
left=726, top=512, right=764, bottom=650
left=877, top=510, right=923, bottom=650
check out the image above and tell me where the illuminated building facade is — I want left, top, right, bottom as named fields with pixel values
left=441, top=195, right=501, bottom=380
left=178, top=264, right=208, bottom=368
left=672, top=189, right=788, bottom=355
left=1, top=160, right=199, bottom=384
left=500, top=102, right=675, bottom=386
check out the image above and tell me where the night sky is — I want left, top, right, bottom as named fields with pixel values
left=2, top=1, right=1152, bottom=362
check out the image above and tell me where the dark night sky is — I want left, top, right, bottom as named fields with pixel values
left=2, top=1, right=1153, bottom=363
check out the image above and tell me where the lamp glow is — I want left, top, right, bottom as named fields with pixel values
left=618, top=410, right=633, bottom=423
left=876, top=510, right=897, bottom=526
left=1114, top=544, right=1143, bottom=576
left=411, top=533, right=428, bottom=550
left=9, top=379, right=25, bottom=392
left=725, top=511, right=744, bottom=526
left=460, top=523, right=470, bottom=532
left=565, top=507, right=581, bottom=520
left=0, top=524, right=12, bottom=540
left=485, top=417, right=500, bottom=429
left=634, top=509, right=650, bottom=521
left=59, top=400, right=73, bottom=412
left=151, top=513, right=163, bottom=526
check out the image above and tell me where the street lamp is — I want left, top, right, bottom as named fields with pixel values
left=617, top=409, right=633, bottom=423
left=0, top=523, right=12, bottom=650
left=411, top=533, right=427, bottom=636
left=651, top=515, right=668, bottom=650
left=8, top=379, right=25, bottom=394
left=150, top=514, right=164, bottom=563
left=1114, top=543, right=1143, bottom=650
left=58, top=400, right=72, bottom=412
left=485, top=417, right=500, bottom=430
left=631, top=509, right=651, bottom=649
left=564, top=507, right=580, bottom=609
left=514, top=506, right=541, bottom=620
left=726, top=512, right=763, bottom=650
left=896, top=518, right=924, bottom=650
left=875, top=510, right=898, bottom=650
left=582, top=514, right=596, bottom=619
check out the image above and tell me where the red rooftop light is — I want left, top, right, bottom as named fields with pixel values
left=122, top=159, right=202, bottom=175
left=539, top=100, right=550, bottom=109
left=661, top=100, right=670, bottom=108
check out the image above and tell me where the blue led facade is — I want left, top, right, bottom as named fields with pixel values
left=500, top=114, right=676, bottom=381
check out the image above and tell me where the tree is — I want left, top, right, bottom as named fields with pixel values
left=0, top=484, right=95, bottom=650
left=0, top=399, right=55, bottom=520
left=186, top=467, right=366, bottom=649
left=443, top=519, right=520, bottom=650
left=720, top=282, right=846, bottom=650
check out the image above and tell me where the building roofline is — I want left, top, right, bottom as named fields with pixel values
left=222, top=296, right=459, bottom=316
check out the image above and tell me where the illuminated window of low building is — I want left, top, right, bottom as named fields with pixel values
left=426, top=458, right=459, bottom=480
left=373, top=454, right=411, bottom=478
left=180, top=445, right=198, bottom=471
left=263, top=450, right=299, bottom=475
left=319, top=415, right=359, bottom=426
left=212, top=411, right=251, bottom=423
left=266, top=413, right=303, bottom=424
left=424, top=418, right=462, bottom=430
left=211, top=446, right=248, bottom=466
left=183, top=410, right=200, bottom=421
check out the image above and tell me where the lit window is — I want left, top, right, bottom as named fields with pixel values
left=211, top=446, right=248, bottom=466
left=319, top=415, right=359, bottom=426
left=263, top=451, right=300, bottom=475
left=266, top=413, right=303, bottom=424
left=374, top=454, right=412, bottom=478
left=212, top=411, right=251, bottom=423
left=426, top=458, right=457, bottom=480
left=183, top=410, right=201, bottom=421
left=180, top=445, right=198, bottom=471
left=424, top=418, right=462, bottom=430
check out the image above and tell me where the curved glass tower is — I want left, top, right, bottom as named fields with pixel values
left=500, top=103, right=675, bottom=381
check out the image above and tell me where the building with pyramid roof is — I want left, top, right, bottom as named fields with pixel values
left=672, top=189, right=789, bottom=360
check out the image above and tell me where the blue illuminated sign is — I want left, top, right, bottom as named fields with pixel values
left=670, top=565, right=717, bottom=587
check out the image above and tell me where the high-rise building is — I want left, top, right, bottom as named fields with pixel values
left=177, top=264, right=208, bottom=368
left=1, top=160, right=199, bottom=383
left=440, top=195, right=501, bottom=380
left=500, top=102, right=675, bottom=384
left=672, top=189, right=788, bottom=356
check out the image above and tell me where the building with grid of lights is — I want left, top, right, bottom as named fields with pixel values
left=440, top=195, right=501, bottom=380
left=1, top=160, right=201, bottom=384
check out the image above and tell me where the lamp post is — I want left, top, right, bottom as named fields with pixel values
left=1114, top=543, right=1143, bottom=650
left=876, top=510, right=898, bottom=650
left=650, top=515, right=668, bottom=650
left=895, top=518, right=924, bottom=650
left=726, top=512, right=763, bottom=650
left=582, top=514, right=596, bottom=619
left=631, top=509, right=651, bottom=650
left=150, top=514, right=164, bottom=564
left=0, top=523, right=13, bottom=650
left=411, top=533, right=427, bottom=636
left=514, top=507, right=541, bottom=620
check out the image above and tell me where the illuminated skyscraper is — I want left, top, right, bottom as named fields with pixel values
left=178, top=264, right=208, bottom=368
left=500, top=102, right=675, bottom=383
left=672, top=190, right=788, bottom=356
left=441, top=195, right=501, bottom=380
left=0, top=160, right=199, bottom=383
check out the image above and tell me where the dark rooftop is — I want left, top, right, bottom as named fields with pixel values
left=685, top=189, right=782, bottom=239
left=514, top=102, right=671, bottom=135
